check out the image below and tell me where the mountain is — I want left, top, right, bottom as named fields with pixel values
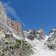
left=24, top=29, right=46, bottom=40
left=45, top=28, right=56, bottom=50
left=1, top=1, right=56, bottom=56
left=0, top=2, right=33, bottom=56
left=0, top=2, right=25, bottom=40
left=25, top=28, right=56, bottom=56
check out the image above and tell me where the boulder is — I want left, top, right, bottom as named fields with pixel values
left=27, top=34, right=35, bottom=40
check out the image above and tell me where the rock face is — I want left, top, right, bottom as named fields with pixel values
left=27, top=34, right=35, bottom=40
left=0, top=2, right=25, bottom=40
left=0, top=21, right=12, bottom=33
left=0, top=32, right=33, bottom=56
left=35, top=29, right=45, bottom=40
left=45, top=29, right=56, bottom=50
left=0, top=2, right=7, bottom=24
left=0, top=2, right=33, bottom=56
left=26, top=29, right=45, bottom=40
left=0, top=32, right=19, bottom=56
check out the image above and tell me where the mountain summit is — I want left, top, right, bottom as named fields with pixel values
left=1, top=1, right=56, bottom=56
left=0, top=2, right=25, bottom=40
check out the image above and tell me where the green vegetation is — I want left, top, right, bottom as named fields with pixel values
left=10, top=40, right=22, bottom=48
left=16, top=40, right=21, bottom=45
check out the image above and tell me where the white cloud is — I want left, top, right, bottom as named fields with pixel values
left=3, top=1, right=26, bottom=27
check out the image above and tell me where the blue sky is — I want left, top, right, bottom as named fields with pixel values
left=2, top=0, right=56, bottom=33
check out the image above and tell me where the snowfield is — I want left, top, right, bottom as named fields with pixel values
left=25, top=38, right=56, bottom=56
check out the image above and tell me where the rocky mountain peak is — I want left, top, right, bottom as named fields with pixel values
left=0, top=2, right=25, bottom=40
left=45, top=28, right=56, bottom=50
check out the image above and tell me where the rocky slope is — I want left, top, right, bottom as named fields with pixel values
left=24, top=29, right=46, bottom=40
left=24, top=28, right=56, bottom=56
left=0, top=2, right=34, bottom=56
left=45, top=28, right=56, bottom=50
left=0, top=31, right=33, bottom=56
left=1, top=1, right=56, bottom=56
